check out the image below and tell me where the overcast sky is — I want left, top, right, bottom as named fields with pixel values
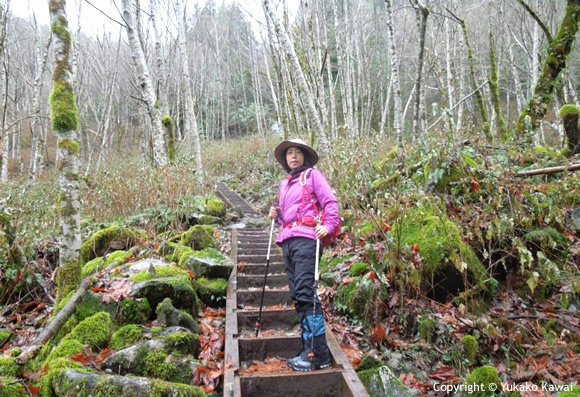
left=10, top=0, right=293, bottom=38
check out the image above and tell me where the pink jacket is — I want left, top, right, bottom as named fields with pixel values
left=275, top=168, right=339, bottom=245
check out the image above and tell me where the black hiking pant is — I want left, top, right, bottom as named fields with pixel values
left=281, top=237, right=323, bottom=317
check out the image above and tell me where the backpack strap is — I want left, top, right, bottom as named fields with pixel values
left=299, top=169, right=322, bottom=222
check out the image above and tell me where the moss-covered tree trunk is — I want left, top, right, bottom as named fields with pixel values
left=488, top=31, right=508, bottom=141
left=48, top=0, right=81, bottom=301
left=121, top=0, right=168, bottom=167
left=559, top=105, right=580, bottom=154
left=515, top=0, right=580, bottom=139
left=460, top=17, right=491, bottom=142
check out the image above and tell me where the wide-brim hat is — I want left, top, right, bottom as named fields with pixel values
left=274, top=138, right=319, bottom=167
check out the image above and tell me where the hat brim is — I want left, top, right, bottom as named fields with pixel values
left=274, top=140, right=319, bottom=168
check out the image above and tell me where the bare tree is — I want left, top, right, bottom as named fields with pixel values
left=121, top=0, right=167, bottom=167
left=48, top=0, right=82, bottom=301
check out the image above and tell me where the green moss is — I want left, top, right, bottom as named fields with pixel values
left=559, top=104, right=580, bottom=119
left=193, top=277, right=227, bottom=306
left=161, top=115, right=173, bottom=128
left=180, top=225, right=216, bottom=251
left=350, top=262, right=369, bottom=277
left=0, top=376, right=26, bottom=396
left=155, top=298, right=199, bottom=333
left=129, top=265, right=188, bottom=283
left=357, top=355, right=382, bottom=371
left=50, top=81, right=78, bottom=132
left=0, top=357, right=19, bottom=377
left=392, top=206, right=487, bottom=294
left=334, top=276, right=378, bottom=320
left=55, top=258, right=81, bottom=305
left=145, top=350, right=178, bottom=382
left=357, top=366, right=409, bottom=397
left=205, top=198, right=226, bottom=217
left=150, top=380, right=205, bottom=397
left=418, top=315, right=435, bottom=343
left=62, top=312, right=111, bottom=349
left=109, top=324, right=142, bottom=350
left=461, top=335, right=479, bottom=365
left=80, top=226, right=138, bottom=265
left=163, top=332, right=200, bottom=356
left=168, top=244, right=193, bottom=264
left=57, top=138, right=80, bottom=156
left=465, top=365, right=499, bottom=397
left=119, top=298, right=151, bottom=325
left=45, top=339, right=84, bottom=364
left=0, top=330, right=12, bottom=343
left=39, top=358, right=85, bottom=397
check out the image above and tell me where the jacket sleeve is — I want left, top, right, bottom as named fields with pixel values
left=311, top=169, right=339, bottom=235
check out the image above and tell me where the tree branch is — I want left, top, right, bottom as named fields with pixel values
left=516, top=163, right=580, bottom=177
left=515, top=0, right=553, bottom=43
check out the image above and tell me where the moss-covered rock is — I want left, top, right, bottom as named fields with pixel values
left=357, top=355, right=382, bottom=371
left=465, top=365, right=499, bottom=397
left=193, top=277, right=228, bottom=307
left=51, top=369, right=205, bottom=396
left=129, top=264, right=189, bottom=283
left=130, top=276, right=200, bottom=315
left=118, top=297, right=152, bottom=325
left=162, top=331, right=200, bottom=356
left=0, top=357, right=19, bottom=377
left=462, top=335, right=479, bottom=366
left=80, top=226, right=139, bottom=265
left=0, top=376, right=26, bottom=396
left=358, top=365, right=411, bottom=397
left=109, top=324, right=143, bottom=350
left=156, top=298, right=199, bottom=333
left=180, top=247, right=233, bottom=279
left=180, top=225, right=216, bottom=251
left=39, top=357, right=85, bottom=397
left=62, top=312, right=111, bottom=350
left=559, top=385, right=580, bottom=396
left=205, top=197, right=226, bottom=217
left=81, top=250, right=132, bottom=277
left=0, top=330, right=12, bottom=344
left=392, top=205, right=487, bottom=299
left=45, top=339, right=84, bottom=364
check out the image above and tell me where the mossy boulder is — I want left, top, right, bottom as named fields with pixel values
left=102, top=328, right=200, bottom=376
left=46, top=339, right=85, bottom=363
left=130, top=276, right=200, bottom=315
left=180, top=225, right=216, bottom=251
left=51, top=369, right=205, bottom=397
left=465, top=365, right=499, bottom=397
left=118, top=297, right=152, bottom=325
left=61, top=312, right=112, bottom=350
left=156, top=298, right=199, bottom=333
left=80, top=226, right=140, bottom=265
left=205, top=197, right=226, bottom=217
left=357, top=365, right=411, bottom=397
left=392, top=206, right=487, bottom=299
left=193, top=277, right=228, bottom=307
left=81, top=250, right=132, bottom=277
left=129, top=264, right=189, bottom=283
left=109, top=324, right=143, bottom=350
left=0, top=330, right=12, bottom=344
left=180, top=247, right=233, bottom=279
left=39, top=357, right=85, bottom=397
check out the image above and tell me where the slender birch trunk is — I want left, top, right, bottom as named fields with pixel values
left=411, top=0, right=429, bottom=139
left=264, top=0, right=329, bottom=156
left=49, top=0, right=82, bottom=301
left=489, top=31, right=508, bottom=140
left=121, top=0, right=167, bottom=167
left=444, top=16, right=456, bottom=134
left=385, top=0, right=403, bottom=148
left=150, top=0, right=168, bottom=116
left=29, top=30, right=52, bottom=181
left=175, top=0, right=203, bottom=179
